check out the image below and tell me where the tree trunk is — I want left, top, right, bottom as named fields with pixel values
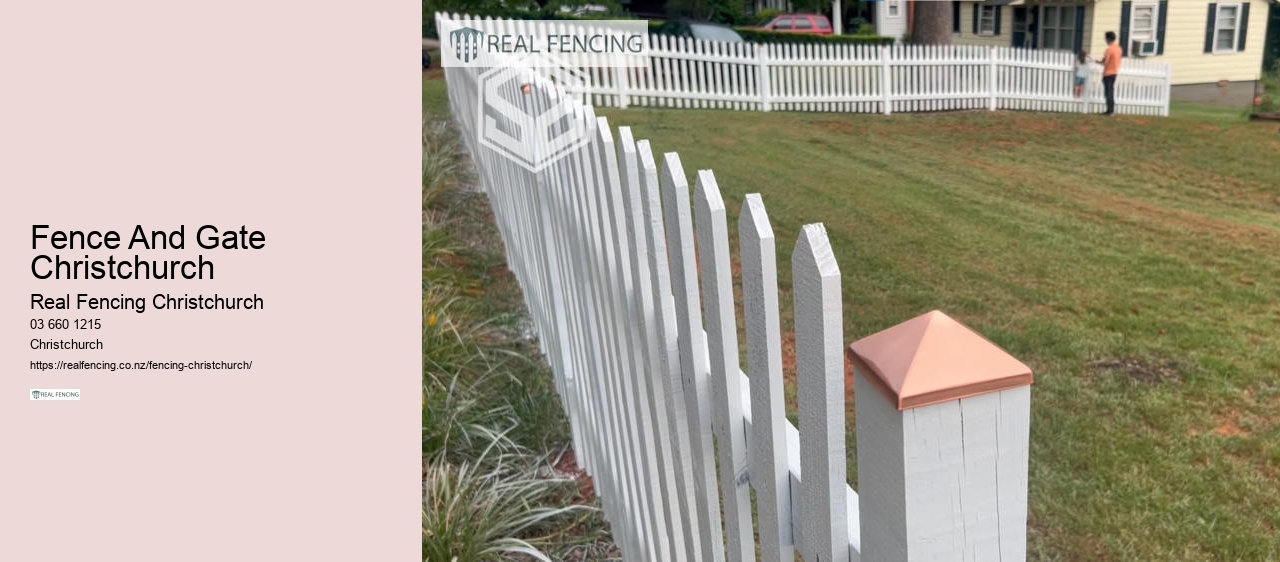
left=913, top=1, right=953, bottom=45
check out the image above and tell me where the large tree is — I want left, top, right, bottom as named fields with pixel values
left=912, top=1, right=953, bottom=45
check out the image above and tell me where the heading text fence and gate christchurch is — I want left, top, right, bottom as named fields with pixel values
left=435, top=12, right=1134, bottom=561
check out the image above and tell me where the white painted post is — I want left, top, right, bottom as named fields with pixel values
left=694, top=172, right=755, bottom=562
left=757, top=43, right=772, bottom=112
left=659, top=152, right=727, bottom=562
left=881, top=45, right=892, bottom=115
left=793, top=224, right=848, bottom=562
left=989, top=46, right=998, bottom=111
left=1162, top=64, right=1172, bottom=117
left=740, top=194, right=795, bottom=562
left=849, top=310, right=1034, bottom=562
left=616, top=54, right=630, bottom=109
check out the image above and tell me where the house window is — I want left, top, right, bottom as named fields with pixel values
left=979, top=5, right=997, bottom=36
left=1214, top=4, right=1240, bottom=52
left=1040, top=6, right=1077, bottom=51
left=889, top=0, right=901, bottom=17
left=1130, top=3, right=1157, bottom=42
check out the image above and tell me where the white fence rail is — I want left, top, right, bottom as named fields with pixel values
left=442, top=14, right=1171, bottom=116
left=440, top=13, right=1039, bottom=562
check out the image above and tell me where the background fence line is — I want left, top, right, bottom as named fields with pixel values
left=446, top=15, right=1171, bottom=117
left=611, top=36, right=1170, bottom=116
left=439, top=12, right=1039, bottom=562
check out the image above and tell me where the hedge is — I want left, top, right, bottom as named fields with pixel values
left=733, top=28, right=894, bottom=46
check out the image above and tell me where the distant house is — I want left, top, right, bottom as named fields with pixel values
left=927, top=0, right=1274, bottom=106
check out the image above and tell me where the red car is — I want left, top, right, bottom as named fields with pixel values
left=757, top=14, right=834, bottom=36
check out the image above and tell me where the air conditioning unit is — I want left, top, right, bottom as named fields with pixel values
left=1132, top=40, right=1158, bottom=56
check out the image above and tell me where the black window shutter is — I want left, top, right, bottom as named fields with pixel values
left=1156, top=1, right=1168, bottom=54
left=1237, top=3, right=1250, bottom=51
left=1033, top=6, right=1041, bottom=48
left=1120, top=1, right=1132, bottom=56
left=973, top=4, right=980, bottom=34
left=1074, top=6, right=1086, bottom=53
left=995, top=6, right=1003, bottom=35
left=953, top=1, right=961, bottom=33
left=1204, top=4, right=1217, bottom=53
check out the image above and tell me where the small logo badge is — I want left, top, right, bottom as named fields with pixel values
left=30, top=389, right=80, bottom=400
left=449, top=26, right=484, bottom=63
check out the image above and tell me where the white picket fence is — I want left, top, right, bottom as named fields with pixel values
left=443, top=14, right=1171, bottom=117
left=441, top=15, right=1041, bottom=562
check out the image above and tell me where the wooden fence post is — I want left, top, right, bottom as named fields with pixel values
left=881, top=45, right=893, bottom=115
left=848, top=310, right=1033, bottom=562
left=616, top=58, right=630, bottom=109
left=1162, top=64, right=1171, bottom=117
left=988, top=46, right=998, bottom=111
left=757, top=43, right=772, bottom=112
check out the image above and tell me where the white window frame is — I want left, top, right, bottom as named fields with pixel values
left=1212, top=3, right=1241, bottom=54
left=888, top=0, right=901, bottom=17
left=1040, top=5, right=1078, bottom=51
left=978, top=5, right=997, bottom=36
left=1129, top=2, right=1158, bottom=42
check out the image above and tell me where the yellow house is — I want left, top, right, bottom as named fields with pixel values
left=945, top=0, right=1275, bottom=105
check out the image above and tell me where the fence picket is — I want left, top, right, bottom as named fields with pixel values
left=694, top=172, right=756, bottom=562
left=740, top=195, right=795, bottom=562
left=595, top=116, right=663, bottom=558
left=793, top=224, right=848, bottom=562
left=583, top=110, right=643, bottom=555
left=616, top=127, right=684, bottom=561
left=638, top=140, right=708, bottom=562
left=563, top=106, right=632, bottom=553
left=660, top=153, right=728, bottom=562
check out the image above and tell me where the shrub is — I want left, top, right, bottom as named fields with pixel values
left=752, top=9, right=782, bottom=26
left=667, top=0, right=747, bottom=25
left=422, top=449, right=590, bottom=562
left=734, top=28, right=894, bottom=45
left=544, top=0, right=632, bottom=19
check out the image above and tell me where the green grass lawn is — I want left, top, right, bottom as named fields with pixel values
left=594, top=103, right=1280, bottom=561
left=428, top=76, right=1280, bottom=560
